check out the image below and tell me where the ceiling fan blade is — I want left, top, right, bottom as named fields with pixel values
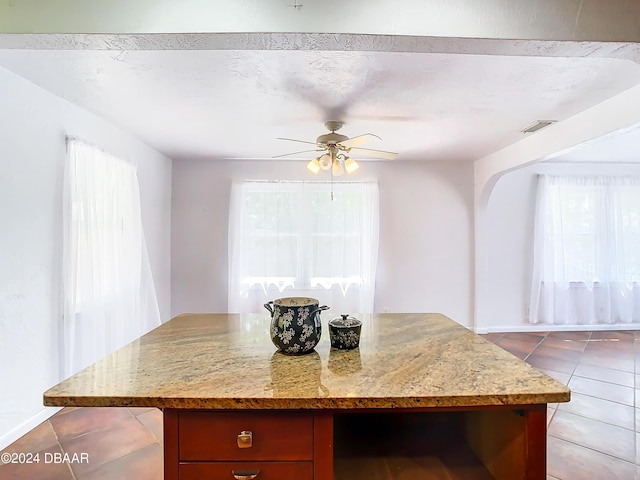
left=277, top=137, right=319, bottom=146
left=273, top=149, right=323, bottom=158
left=348, top=147, right=398, bottom=160
left=339, top=133, right=381, bottom=148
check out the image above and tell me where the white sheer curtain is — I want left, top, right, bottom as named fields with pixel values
left=62, top=138, right=161, bottom=377
left=529, top=174, right=640, bottom=325
left=228, top=181, right=379, bottom=314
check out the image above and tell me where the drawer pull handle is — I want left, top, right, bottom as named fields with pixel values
left=232, top=469, right=260, bottom=479
left=237, top=430, right=253, bottom=448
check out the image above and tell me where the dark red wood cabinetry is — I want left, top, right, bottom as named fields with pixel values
left=164, top=406, right=547, bottom=480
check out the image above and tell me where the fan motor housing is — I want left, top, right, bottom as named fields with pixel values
left=316, top=132, right=349, bottom=145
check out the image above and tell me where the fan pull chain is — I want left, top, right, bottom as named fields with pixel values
left=330, top=165, right=334, bottom=201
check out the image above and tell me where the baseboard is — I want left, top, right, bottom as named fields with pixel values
left=0, top=407, right=62, bottom=451
left=476, top=323, right=640, bottom=334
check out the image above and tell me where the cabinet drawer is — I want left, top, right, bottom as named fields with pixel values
left=179, top=461, right=313, bottom=480
left=179, top=411, right=313, bottom=461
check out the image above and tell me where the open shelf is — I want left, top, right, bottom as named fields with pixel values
left=333, top=411, right=506, bottom=480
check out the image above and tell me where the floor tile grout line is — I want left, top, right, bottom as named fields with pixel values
left=522, top=332, right=548, bottom=362
left=559, top=388, right=635, bottom=408
left=569, top=373, right=636, bottom=389
left=50, top=420, right=77, bottom=480
left=55, top=408, right=152, bottom=479
left=131, top=408, right=163, bottom=444
left=50, top=408, right=138, bottom=444
left=548, top=432, right=638, bottom=466
left=546, top=328, right=640, bottom=475
left=74, top=441, right=162, bottom=480
left=70, top=438, right=154, bottom=479
left=554, top=402, right=637, bottom=432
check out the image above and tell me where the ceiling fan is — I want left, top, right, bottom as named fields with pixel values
left=274, top=121, right=399, bottom=176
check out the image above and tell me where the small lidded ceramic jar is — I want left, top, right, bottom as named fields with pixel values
left=328, top=314, right=362, bottom=350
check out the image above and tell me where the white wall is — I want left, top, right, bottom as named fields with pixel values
left=0, top=66, right=172, bottom=449
left=485, top=161, right=640, bottom=332
left=171, top=159, right=473, bottom=327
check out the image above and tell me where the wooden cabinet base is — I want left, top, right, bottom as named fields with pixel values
left=334, top=454, right=494, bottom=480
left=180, top=461, right=313, bottom=480
left=164, top=406, right=547, bottom=480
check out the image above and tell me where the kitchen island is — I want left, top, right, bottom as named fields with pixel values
left=44, top=313, right=570, bottom=479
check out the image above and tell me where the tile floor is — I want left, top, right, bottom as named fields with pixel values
left=0, top=330, right=638, bottom=479
left=0, top=407, right=163, bottom=479
left=487, top=330, right=640, bottom=480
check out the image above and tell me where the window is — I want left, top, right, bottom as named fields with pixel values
left=228, top=181, right=379, bottom=313
left=529, top=175, right=640, bottom=325
left=62, top=138, right=161, bottom=377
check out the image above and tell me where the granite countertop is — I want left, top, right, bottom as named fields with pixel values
left=43, top=313, right=570, bottom=409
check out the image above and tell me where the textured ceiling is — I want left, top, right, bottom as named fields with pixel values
left=1, top=33, right=640, bottom=163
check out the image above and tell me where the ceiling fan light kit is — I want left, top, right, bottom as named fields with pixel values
left=277, top=121, right=398, bottom=176
left=319, top=152, right=332, bottom=170
left=344, top=157, right=359, bottom=174
left=306, top=157, right=321, bottom=174
left=332, top=157, right=345, bottom=176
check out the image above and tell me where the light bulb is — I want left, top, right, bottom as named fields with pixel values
left=344, top=157, right=359, bottom=174
left=319, top=153, right=332, bottom=170
left=332, top=158, right=344, bottom=176
left=306, top=158, right=321, bottom=174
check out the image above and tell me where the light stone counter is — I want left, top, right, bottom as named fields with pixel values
left=43, top=313, right=570, bottom=410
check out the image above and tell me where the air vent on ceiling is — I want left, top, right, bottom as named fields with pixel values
left=520, top=120, right=557, bottom=134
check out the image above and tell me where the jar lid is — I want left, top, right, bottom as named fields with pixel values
left=329, top=314, right=362, bottom=328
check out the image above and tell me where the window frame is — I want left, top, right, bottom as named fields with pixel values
left=239, top=181, right=367, bottom=290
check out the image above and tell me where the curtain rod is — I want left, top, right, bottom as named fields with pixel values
left=66, top=136, right=137, bottom=167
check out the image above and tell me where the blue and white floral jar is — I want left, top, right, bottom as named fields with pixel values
left=264, top=297, right=329, bottom=355
left=328, top=314, right=362, bottom=350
